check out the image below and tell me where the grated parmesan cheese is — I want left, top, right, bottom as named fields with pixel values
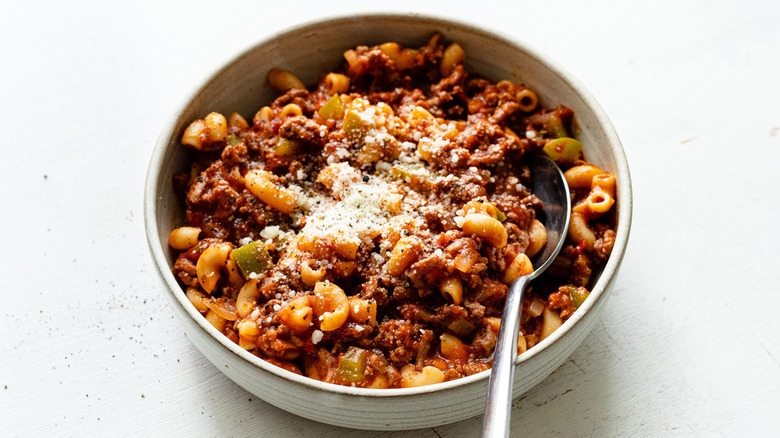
left=299, top=178, right=391, bottom=245
left=375, top=161, right=392, bottom=172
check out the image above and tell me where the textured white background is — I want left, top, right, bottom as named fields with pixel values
left=2, top=0, right=779, bottom=436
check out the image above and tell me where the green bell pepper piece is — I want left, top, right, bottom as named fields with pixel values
left=318, top=94, right=344, bottom=120
left=274, top=137, right=301, bottom=156
left=528, top=112, right=568, bottom=138
left=338, top=347, right=368, bottom=383
left=227, top=134, right=241, bottom=146
left=343, top=110, right=364, bottom=139
left=493, top=205, right=507, bottom=222
left=230, top=241, right=271, bottom=278
left=543, top=138, right=582, bottom=165
left=569, top=287, right=590, bottom=309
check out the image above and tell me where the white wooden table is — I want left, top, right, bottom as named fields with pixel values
left=2, top=1, right=779, bottom=436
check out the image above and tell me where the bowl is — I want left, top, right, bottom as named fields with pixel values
left=144, top=13, right=632, bottom=430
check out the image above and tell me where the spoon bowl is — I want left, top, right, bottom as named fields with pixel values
left=482, top=152, right=571, bottom=437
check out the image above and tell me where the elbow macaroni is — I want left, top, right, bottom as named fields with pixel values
left=312, top=282, right=349, bottom=332
left=236, top=279, right=259, bottom=318
left=244, top=169, right=297, bottom=214
left=279, top=295, right=314, bottom=333
left=503, top=253, right=533, bottom=283
left=439, top=276, right=463, bottom=305
left=181, top=112, right=228, bottom=150
left=323, top=73, right=350, bottom=94
left=461, top=213, right=508, bottom=248
left=196, top=242, right=232, bottom=293
left=348, top=296, right=377, bottom=326
left=440, top=43, right=465, bottom=77
left=400, top=365, right=446, bottom=388
left=525, top=219, right=546, bottom=258
left=268, top=68, right=305, bottom=91
left=385, top=236, right=422, bottom=277
left=168, top=226, right=200, bottom=251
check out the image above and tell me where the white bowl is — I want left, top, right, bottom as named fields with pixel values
left=144, top=13, right=632, bottom=431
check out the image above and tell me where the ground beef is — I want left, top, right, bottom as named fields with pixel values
left=173, top=256, right=198, bottom=287
left=594, top=228, right=616, bottom=262
left=373, top=319, right=429, bottom=366
left=279, top=115, right=327, bottom=148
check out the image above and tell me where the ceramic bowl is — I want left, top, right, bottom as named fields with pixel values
left=144, top=13, right=632, bottom=430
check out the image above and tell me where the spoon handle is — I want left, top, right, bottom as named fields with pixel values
left=482, top=275, right=531, bottom=438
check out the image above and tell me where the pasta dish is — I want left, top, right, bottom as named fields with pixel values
left=167, top=35, right=616, bottom=388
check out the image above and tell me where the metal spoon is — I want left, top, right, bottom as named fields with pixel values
left=482, top=152, right=571, bottom=438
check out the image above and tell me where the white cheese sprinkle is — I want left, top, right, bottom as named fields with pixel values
left=311, top=330, right=324, bottom=344
left=260, top=225, right=282, bottom=240
left=300, top=178, right=390, bottom=244
left=376, top=161, right=391, bottom=172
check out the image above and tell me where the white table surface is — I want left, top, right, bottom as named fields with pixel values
left=3, top=0, right=779, bottom=436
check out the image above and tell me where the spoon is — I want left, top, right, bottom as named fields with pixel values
left=482, top=152, right=571, bottom=438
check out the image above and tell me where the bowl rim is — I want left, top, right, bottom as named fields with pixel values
left=144, top=11, right=632, bottom=398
